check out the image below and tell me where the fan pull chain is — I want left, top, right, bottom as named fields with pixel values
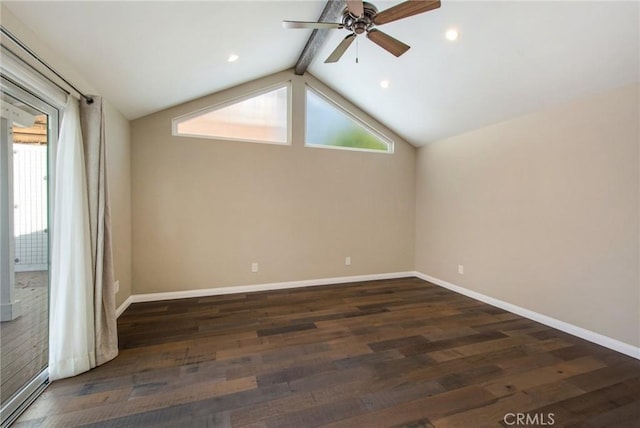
left=356, top=37, right=359, bottom=64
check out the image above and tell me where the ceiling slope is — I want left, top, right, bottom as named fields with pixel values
left=4, top=1, right=639, bottom=146
left=309, top=1, right=640, bottom=144
left=3, top=1, right=327, bottom=120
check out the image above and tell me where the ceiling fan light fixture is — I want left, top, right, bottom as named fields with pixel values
left=445, top=29, right=459, bottom=41
left=283, top=0, right=442, bottom=63
left=380, top=80, right=390, bottom=89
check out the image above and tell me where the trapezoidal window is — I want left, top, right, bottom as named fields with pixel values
left=173, top=83, right=290, bottom=145
left=305, top=86, right=392, bottom=153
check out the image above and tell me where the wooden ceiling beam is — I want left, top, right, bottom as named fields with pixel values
left=294, top=0, right=345, bottom=75
left=12, top=133, right=47, bottom=144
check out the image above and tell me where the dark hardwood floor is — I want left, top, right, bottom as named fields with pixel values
left=15, top=277, right=640, bottom=427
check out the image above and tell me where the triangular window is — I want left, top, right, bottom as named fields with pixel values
left=305, top=86, right=392, bottom=153
left=173, top=83, right=290, bottom=145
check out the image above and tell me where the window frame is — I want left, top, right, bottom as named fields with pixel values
left=304, top=84, right=394, bottom=154
left=172, top=80, right=292, bottom=146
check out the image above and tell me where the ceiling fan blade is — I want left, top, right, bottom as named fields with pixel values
left=373, top=0, right=441, bottom=26
left=366, top=29, right=410, bottom=57
left=346, top=0, right=364, bottom=17
left=325, top=34, right=357, bottom=63
left=282, top=21, right=343, bottom=29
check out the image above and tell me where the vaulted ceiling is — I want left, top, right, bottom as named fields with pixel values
left=4, top=1, right=639, bottom=146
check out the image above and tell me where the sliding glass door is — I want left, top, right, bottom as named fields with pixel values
left=0, top=78, right=58, bottom=426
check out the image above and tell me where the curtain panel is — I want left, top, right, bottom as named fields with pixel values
left=49, top=96, right=118, bottom=381
left=80, top=96, right=118, bottom=365
left=49, top=97, right=95, bottom=381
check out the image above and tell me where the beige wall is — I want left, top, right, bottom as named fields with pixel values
left=131, top=71, right=416, bottom=294
left=104, top=102, right=132, bottom=307
left=415, top=84, right=640, bottom=347
left=1, top=6, right=132, bottom=307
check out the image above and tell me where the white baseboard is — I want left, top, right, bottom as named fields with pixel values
left=413, top=271, right=640, bottom=360
left=115, top=271, right=414, bottom=318
left=115, top=295, right=134, bottom=318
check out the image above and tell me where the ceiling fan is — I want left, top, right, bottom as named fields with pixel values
left=283, top=0, right=441, bottom=63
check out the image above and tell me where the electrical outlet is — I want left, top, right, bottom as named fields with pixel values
left=251, top=263, right=258, bottom=273
left=345, top=256, right=351, bottom=266
left=114, top=280, right=120, bottom=293
left=458, top=265, right=464, bottom=275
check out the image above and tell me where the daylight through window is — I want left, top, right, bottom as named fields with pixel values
left=173, top=84, right=290, bottom=144
left=305, top=86, right=392, bottom=153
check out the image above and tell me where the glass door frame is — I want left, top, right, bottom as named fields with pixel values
left=0, top=76, right=59, bottom=427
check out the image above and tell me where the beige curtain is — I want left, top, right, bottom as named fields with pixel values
left=80, top=96, right=118, bottom=365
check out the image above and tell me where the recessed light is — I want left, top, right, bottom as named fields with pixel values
left=227, top=54, right=239, bottom=62
left=380, top=80, right=390, bottom=89
left=445, top=29, right=459, bottom=41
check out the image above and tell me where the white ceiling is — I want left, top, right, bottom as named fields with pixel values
left=4, top=1, right=639, bottom=146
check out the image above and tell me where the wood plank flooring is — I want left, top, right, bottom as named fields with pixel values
left=14, top=277, right=640, bottom=427
left=1, top=271, right=48, bottom=404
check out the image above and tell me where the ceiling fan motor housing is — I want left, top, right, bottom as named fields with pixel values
left=342, top=2, right=378, bottom=34
left=284, top=0, right=442, bottom=63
